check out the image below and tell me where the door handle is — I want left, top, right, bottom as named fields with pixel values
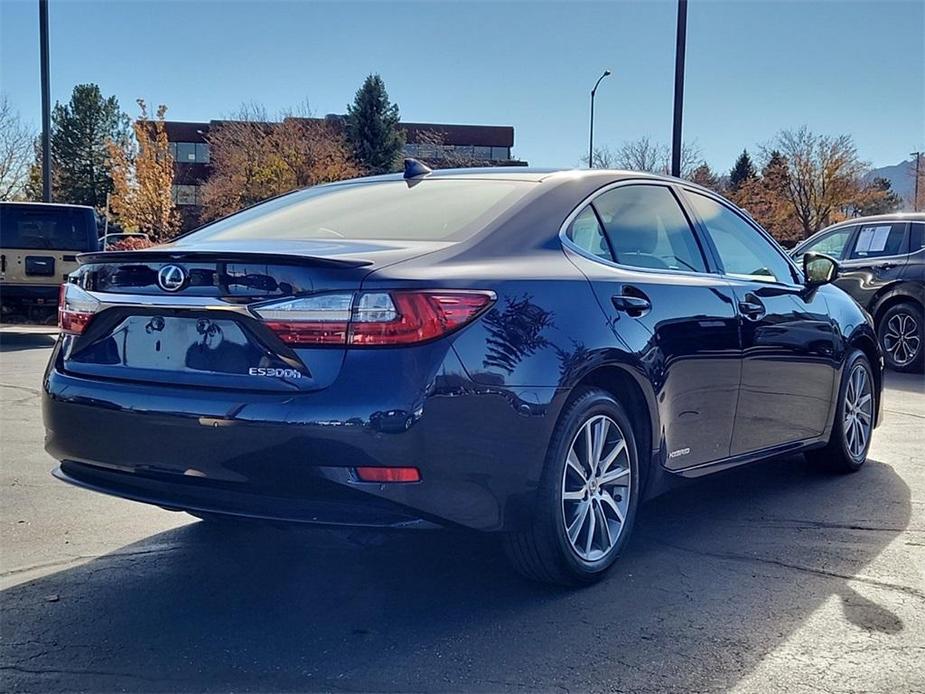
left=738, top=296, right=766, bottom=321
left=612, top=294, right=651, bottom=315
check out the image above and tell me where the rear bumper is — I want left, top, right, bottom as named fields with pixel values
left=43, top=344, right=566, bottom=531
left=1, top=283, right=59, bottom=305
left=54, top=460, right=438, bottom=528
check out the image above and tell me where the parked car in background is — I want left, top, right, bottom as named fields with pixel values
left=0, top=202, right=99, bottom=323
left=792, top=214, right=924, bottom=372
left=45, top=166, right=883, bottom=585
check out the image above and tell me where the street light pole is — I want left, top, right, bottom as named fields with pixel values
left=670, top=0, right=688, bottom=178
left=588, top=69, right=611, bottom=168
left=912, top=151, right=922, bottom=212
left=39, top=0, right=52, bottom=202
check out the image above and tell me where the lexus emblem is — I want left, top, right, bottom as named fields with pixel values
left=157, top=264, right=187, bottom=292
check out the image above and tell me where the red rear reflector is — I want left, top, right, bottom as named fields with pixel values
left=262, top=321, right=349, bottom=345
left=355, top=466, right=421, bottom=483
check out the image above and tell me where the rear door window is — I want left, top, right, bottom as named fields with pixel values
left=910, top=222, right=924, bottom=252
left=848, top=223, right=908, bottom=259
left=566, top=207, right=613, bottom=261
left=589, top=184, right=707, bottom=273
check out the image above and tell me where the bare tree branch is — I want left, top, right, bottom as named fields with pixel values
left=0, top=95, right=36, bottom=200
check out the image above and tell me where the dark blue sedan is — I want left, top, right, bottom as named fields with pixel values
left=44, top=164, right=882, bottom=584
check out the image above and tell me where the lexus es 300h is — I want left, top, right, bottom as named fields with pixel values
left=44, top=164, right=883, bottom=585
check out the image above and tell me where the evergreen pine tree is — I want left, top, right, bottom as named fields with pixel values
left=345, top=75, right=405, bottom=175
left=51, top=84, right=129, bottom=208
left=728, top=149, right=756, bottom=192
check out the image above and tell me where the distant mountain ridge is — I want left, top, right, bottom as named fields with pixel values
left=867, top=159, right=918, bottom=209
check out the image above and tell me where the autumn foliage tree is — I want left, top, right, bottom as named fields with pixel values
left=767, top=127, right=868, bottom=238
left=731, top=150, right=802, bottom=245
left=107, top=100, right=179, bottom=242
left=200, top=106, right=360, bottom=222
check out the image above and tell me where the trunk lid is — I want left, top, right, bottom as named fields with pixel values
left=63, top=240, right=450, bottom=392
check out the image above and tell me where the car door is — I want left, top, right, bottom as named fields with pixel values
left=683, top=189, right=838, bottom=456
left=562, top=181, right=741, bottom=469
left=834, top=221, right=911, bottom=312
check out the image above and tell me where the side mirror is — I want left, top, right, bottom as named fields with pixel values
left=803, top=252, right=838, bottom=287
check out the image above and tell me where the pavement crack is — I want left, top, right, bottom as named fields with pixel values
left=0, top=664, right=165, bottom=682
left=883, top=408, right=925, bottom=421
left=643, top=536, right=925, bottom=601
left=0, top=383, right=42, bottom=397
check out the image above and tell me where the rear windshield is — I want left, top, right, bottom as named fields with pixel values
left=0, top=205, right=97, bottom=251
left=179, top=179, right=535, bottom=244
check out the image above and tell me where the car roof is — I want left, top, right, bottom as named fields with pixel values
left=822, top=212, right=925, bottom=229
left=0, top=200, right=97, bottom=211
left=319, top=167, right=699, bottom=192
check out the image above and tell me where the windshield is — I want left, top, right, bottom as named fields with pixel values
left=177, top=179, right=535, bottom=244
left=0, top=205, right=98, bottom=251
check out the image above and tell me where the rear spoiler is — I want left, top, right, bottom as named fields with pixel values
left=76, top=249, right=373, bottom=269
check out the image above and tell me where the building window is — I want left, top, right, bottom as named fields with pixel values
left=491, top=146, right=510, bottom=161
left=172, top=142, right=210, bottom=164
left=472, top=146, right=491, bottom=160
left=172, top=185, right=201, bottom=206
left=176, top=143, right=197, bottom=162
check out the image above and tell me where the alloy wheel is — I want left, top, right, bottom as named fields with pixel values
left=882, top=312, right=920, bottom=367
left=842, top=363, right=873, bottom=461
left=561, top=414, right=631, bottom=562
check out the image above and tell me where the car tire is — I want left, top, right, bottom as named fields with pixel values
left=878, top=302, right=924, bottom=373
left=806, top=349, right=876, bottom=473
left=503, top=387, right=640, bottom=586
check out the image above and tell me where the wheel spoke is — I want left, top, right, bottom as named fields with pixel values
left=856, top=419, right=868, bottom=452
left=567, top=448, right=587, bottom=482
left=591, top=418, right=608, bottom=471
left=583, top=423, right=595, bottom=472
left=567, top=501, right=590, bottom=543
left=600, top=489, right=625, bottom=523
left=598, top=438, right=626, bottom=475
left=596, top=500, right=612, bottom=552
left=563, top=488, right=586, bottom=501
left=584, top=499, right=597, bottom=555
left=599, top=466, right=630, bottom=486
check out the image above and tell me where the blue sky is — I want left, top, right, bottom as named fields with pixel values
left=1, top=0, right=922, bottom=172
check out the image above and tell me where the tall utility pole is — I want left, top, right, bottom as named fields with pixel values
left=39, top=0, right=52, bottom=202
left=588, top=69, right=611, bottom=169
left=670, top=0, right=688, bottom=178
left=912, top=151, right=922, bottom=212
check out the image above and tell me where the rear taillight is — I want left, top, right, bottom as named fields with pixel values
left=58, top=283, right=101, bottom=335
left=252, top=290, right=494, bottom=347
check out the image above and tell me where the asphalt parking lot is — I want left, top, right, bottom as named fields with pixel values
left=1, top=329, right=923, bottom=693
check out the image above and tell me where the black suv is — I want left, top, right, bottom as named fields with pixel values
left=793, top=214, right=924, bottom=372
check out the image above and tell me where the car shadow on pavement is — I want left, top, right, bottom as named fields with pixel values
left=0, top=332, right=57, bottom=354
left=0, top=455, right=914, bottom=693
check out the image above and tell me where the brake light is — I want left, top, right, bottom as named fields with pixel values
left=252, top=290, right=494, bottom=346
left=355, top=466, right=421, bottom=483
left=58, top=283, right=101, bottom=335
